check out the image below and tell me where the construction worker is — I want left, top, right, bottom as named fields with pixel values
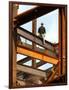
left=38, top=23, right=46, bottom=44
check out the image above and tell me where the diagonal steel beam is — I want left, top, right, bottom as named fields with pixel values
left=14, top=6, right=57, bottom=26
left=46, top=65, right=58, bottom=83
left=17, top=27, right=55, bottom=52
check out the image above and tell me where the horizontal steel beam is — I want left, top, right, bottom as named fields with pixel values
left=17, top=27, right=55, bottom=51
left=17, top=43, right=57, bottom=58
left=17, top=46, right=58, bottom=65
left=17, top=55, right=46, bottom=67
left=17, top=55, right=47, bottom=67
left=17, top=66, right=53, bottom=77
left=17, top=56, right=31, bottom=64
left=17, top=64, right=46, bottom=78
left=36, top=61, right=46, bottom=67
left=15, top=6, right=57, bottom=26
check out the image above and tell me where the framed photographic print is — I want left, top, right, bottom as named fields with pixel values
left=9, top=1, right=67, bottom=88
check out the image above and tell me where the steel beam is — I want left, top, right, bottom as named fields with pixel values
left=61, top=8, right=67, bottom=75
left=17, top=56, right=31, bottom=64
left=17, top=57, right=46, bottom=67
left=32, top=19, right=37, bottom=68
left=19, top=42, right=57, bottom=58
left=17, top=64, right=46, bottom=78
left=46, top=65, right=58, bottom=83
left=17, top=56, right=46, bottom=67
left=17, top=43, right=57, bottom=60
left=17, top=46, right=58, bottom=65
left=15, top=6, right=57, bottom=26
left=36, top=61, right=46, bottom=67
left=17, top=27, right=55, bottom=51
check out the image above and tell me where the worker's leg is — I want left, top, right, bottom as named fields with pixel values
left=38, top=34, right=45, bottom=44
left=42, top=34, right=45, bottom=44
left=39, top=34, right=42, bottom=38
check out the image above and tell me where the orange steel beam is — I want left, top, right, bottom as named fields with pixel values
left=17, top=46, right=58, bottom=65
left=17, top=43, right=57, bottom=59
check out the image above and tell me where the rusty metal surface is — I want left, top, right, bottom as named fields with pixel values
left=17, top=27, right=55, bottom=51
left=17, top=42, right=57, bottom=59
left=17, top=64, right=47, bottom=78
left=17, top=56, right=31, bottom=64
left=15, top=6, right=57, bottom=26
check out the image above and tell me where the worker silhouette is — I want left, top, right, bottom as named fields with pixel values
left=38, top=23, right=46, bottom=44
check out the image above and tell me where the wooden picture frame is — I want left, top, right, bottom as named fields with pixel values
left=9, top=1, right=67, bottom=88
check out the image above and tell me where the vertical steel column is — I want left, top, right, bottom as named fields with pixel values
left=58, top=9, right=62, bottom=76
left=32, top=19, right=37, bottom=68
left=58, top=7, right=67, bottom=76
left=61, top=7, right=67, bottom=75
left=9, top=2, right=13, bottom=88
left=10, top=4, right=18, bottom=87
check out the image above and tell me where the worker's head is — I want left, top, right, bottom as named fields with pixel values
left=41, top=23, right=43, bottom=26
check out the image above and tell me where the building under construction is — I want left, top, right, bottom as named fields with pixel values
left=9, top=2, right=67, bottom=88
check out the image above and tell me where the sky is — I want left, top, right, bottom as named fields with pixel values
left=18, top=5, right=59, bottom=43
left=17, top=5, right=59, bottom=70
